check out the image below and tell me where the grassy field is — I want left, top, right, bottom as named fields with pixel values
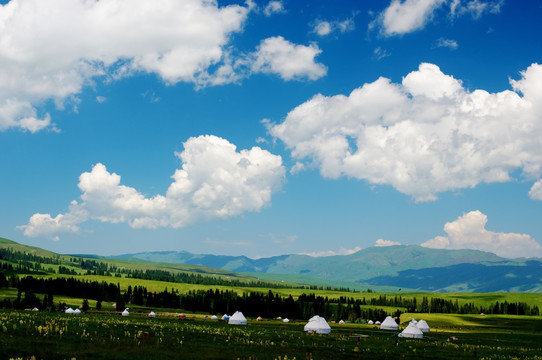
left=1, top=309, right=541, bottom=360
left=21, top=273, right=542, bottom=310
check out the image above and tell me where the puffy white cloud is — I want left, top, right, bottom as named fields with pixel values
left=0, top=99, right=55, bottom=133
left=251, top=36, right=327, bottom=81
left=313, top=18, right=355, bottom=36
left=0, top=0, right=326, bottom=132
left=375, top=0, right=446, bottom=36
left=302, top=246, right=362, bottom=257
left=529, top=180, right=542, bottom=201
left=269, top=62, right=542, bottom=201
left=314, top=21, right=332, bottom=36
left=375, top=239, right=401, bottom=247
left=263, top=1, right=285, bottom=16
left=19, top=135, right=285, bottom=237
left=0, top=0, right=250, bottom=132
left=436, top=37, right=459, bottom=50
left=421, top=211, right=541, bottom=258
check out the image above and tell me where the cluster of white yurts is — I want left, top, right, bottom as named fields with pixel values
left=58, top=305, right=429, bottom=339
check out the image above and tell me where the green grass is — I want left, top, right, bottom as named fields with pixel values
left=1, top=309, right=541, bottom=360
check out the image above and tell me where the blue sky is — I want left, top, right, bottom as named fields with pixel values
left=1, top=0, right=542, bottom=258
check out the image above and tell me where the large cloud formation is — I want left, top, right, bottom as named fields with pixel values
left=269, top=62, right=542, bottom=202
left=0, top=0, right=326, bottom=132
left=19, top=135, right=285, bottom=238
left=421, top=211, right=541, bottom=258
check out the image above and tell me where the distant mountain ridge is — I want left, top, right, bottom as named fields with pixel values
left=112, top=245, right=542, bottom=292
left=3, top=237, right=541, bottom=293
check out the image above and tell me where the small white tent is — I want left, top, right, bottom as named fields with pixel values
left=211, top=315, right=218, bottom=320
left=338, top=320, right=345, bottom=324
left=368, top=320, right=374, bottom=325
left=304, top=315, right=331, bottom=334
left=399, top=322, right=423, bottom=338
left=122, top=308, right=130, bottom=316
left=73, top=309, right=81, bottom=314
left=228, top=311, right=247, bottom=325
left=256, top=316, right=263, bottom=321
left=65, top=308, right=74, bottom=314
left=380, top=316, right=399, bottom=330
left=416, top=319, right=430, bottom=332
left=221, top=314, right=230, bottom=320
left=283, top=318, right=290, bottom=323
left=148, top=311, right=156, bottom=318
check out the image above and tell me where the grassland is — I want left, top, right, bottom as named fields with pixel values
left=1, top=309, right=541, bottom=360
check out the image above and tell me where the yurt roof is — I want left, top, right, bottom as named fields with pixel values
left=399, top=322, right=423, bottom=338
left=380, top=316, right=399, bottom=330
left=304, top=315, right=331, bottom=334
left=416, top=319, right=430, bottom=332
left=228, top=311, right=247, bottom=325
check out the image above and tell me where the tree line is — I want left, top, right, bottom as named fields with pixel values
left=1, top=275, right=539, bottom=321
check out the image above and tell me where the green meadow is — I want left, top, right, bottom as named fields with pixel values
left=1, top=309, right=541, bottom=360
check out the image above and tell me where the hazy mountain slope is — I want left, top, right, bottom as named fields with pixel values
left=117, top=245, right=505, bottom=282
left=366, top=260, right=542, bottom=292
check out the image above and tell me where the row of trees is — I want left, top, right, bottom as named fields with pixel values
left=2, top=275, right=539, bottom=321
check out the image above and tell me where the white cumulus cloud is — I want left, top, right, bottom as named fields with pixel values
left=375, top=239, right=401, bottom=247
left=263, top=1, right=285, bottom=16
left=269, top=62, right=542, bottom=202
left=19, top=135, right=285, bottom=238
left=529, top=180, right=542, bottom=201
left=374, top=0, right=446, bottom=36
left=250, top=36, right=327, bottom=81
left=421, top=211, right=542, bottom=258
left=1, top=0, right=326, bottom=132
left=0, top=0, right=250, bottom=132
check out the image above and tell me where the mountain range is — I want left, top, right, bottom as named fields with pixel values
left=111, top=245, right=542, bottom=293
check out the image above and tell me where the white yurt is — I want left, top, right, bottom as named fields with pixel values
left=368, top=320, right=374, bottom=325
left=416, top=319, right=430, bottom=332
left=399, top=322, right=423, bottom=338
left=122, top=308, right=130, bottom=316
left=283, top=318, right=290, bottom=323
left=148, top=311, right=156, bottom=318
left=304, top=315, right=331, bottom=334
left=65, top=307, right=75, bottom=314
left=211, top=315, right=218, bottom=320
left=228, top=311, right=247, bottom=325
left=380, top=316, right=399, bottom=330
left=73, top=309, right=81, bottom=314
